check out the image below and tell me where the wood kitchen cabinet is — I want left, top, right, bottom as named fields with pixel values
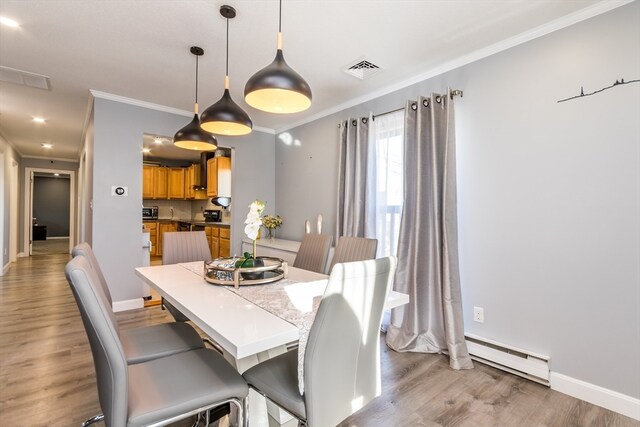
left=205, top=225, right=229, bottom=258
left=219, top=227, right=230, bottom=257
left=186, top=164, right=207, bottom=200
left=206, top=226, right=220, bottom=258
left=168, top=168, right=185, bottom=199
left=143, top=166, right=168, bottom=199
left=156, top=222, right=177, bottom=256
left=154, top=167, right=168, bottom=199
left=207, top=156, right=231, bottom=198
left=142, top=166, right=155, bottom=199
left=144, top=221, right=158, bottom=256
left=206, top=158, right=218, bottom=197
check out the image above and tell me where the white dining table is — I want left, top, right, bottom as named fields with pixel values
left=135, top=262, right=409, bottom=426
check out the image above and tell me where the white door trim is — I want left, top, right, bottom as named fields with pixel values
left=23, top=168, right=76, bottom=255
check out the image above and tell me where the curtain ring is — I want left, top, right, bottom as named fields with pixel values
left=411, top=103, right=417, bottom=111
left=361, top=117, right=368, bottom=124
left=435, top=95, right=443, bottom=104
left=351, top=119, right=358, bottom=126
left=422, top=99, right=429, bottom=108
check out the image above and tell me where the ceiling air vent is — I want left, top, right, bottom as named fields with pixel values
left=0, top=66, right=51, bottom=90
left=343, top=58, right=381, bottom=80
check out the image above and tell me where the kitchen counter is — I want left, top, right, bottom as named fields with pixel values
left=145, top=218, right=230, bottom=227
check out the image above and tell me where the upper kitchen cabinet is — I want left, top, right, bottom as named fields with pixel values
left=208, top=156, right=231, bottom=198
left=168, top=167, right=186, bottom=199
left=143, top=165, right=168, bottom=199
left=186, top=164, right=207, bottom=200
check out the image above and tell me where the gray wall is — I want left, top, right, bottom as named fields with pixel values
left=90, top=97, right=275, bottom=302
left=33, top=176, right=71, bottom=237
left=0, top=135, right=21, bottom=270
left=276, top=3, right=640, bottom=399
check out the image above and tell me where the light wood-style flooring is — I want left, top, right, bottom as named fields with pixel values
left=1, top=253, right=637, bottom=427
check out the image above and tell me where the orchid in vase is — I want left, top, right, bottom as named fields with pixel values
left=237, top=200, right=265, bottom=268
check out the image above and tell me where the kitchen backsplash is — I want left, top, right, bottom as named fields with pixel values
left=143, top=199, right=227, bottom=221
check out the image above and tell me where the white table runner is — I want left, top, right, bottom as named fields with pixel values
left=180, top=261, right=326, bottom=393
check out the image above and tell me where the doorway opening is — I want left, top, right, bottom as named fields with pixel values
left=23, top=168, right=75, bottom=256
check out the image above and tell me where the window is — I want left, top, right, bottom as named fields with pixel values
left=371, top=110, right=404, bottom=257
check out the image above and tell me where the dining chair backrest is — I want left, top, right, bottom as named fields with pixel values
left=328, top=236, right=378, bottom=272
left=72, top=242, right=112, bottom=305
left=162, top=231, right=211, bottom=265
left=303, top=256, right=397, bottom=427
left=293, top=233, right=333, bottom=274
left=65, top=255, right=128, bottom=427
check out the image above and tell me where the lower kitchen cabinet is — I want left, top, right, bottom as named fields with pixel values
left=157, top=222, right=177, bottom=256
left=144, top=221, right=158, bottom=256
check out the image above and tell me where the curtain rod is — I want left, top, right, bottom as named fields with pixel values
left=372, top=88, right=464, bottom=120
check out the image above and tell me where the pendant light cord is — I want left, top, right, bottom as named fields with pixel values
left=226, top=17, right=229, bottom=77
left=279, top=0, right=282, bottom=32
left=195, top=54, right=199, bottom=106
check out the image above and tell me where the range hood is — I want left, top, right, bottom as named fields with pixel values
left=193, top=152, right=214, bottom=191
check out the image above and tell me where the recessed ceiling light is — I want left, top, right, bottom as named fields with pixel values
left=54, top=173, right=60, bottom=177
left=142, top=148, right=151, bottom=153
left=33, top=117, right=46, bottom=124
left=153, top=137, right=163, bottom=145
left=41, top=143, right=53, bottom=149
left=0, top=16, right=19, bottom=28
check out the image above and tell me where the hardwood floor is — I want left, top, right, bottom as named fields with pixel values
left=1, top=253, right=637, bottom=427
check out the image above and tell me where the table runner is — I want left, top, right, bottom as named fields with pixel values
left=179, top=261, right=326, bottom=394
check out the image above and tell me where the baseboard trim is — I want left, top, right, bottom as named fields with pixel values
left=112, top=298, right=144, bottom=312
left=550, top=372, right=640, bottom=420
left=17, top=252, right=27, bottom=258
left=2, top=261, right=9, bottom=276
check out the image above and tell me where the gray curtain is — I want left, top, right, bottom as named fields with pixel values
left=386, top=93, right=473, bottom=370
left=336, top=116, right=374, bottom=238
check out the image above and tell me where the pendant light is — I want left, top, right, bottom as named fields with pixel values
left=200, top=5, right=253, bottom=136
left=174, top=46, right=218, bottom=151
left=244, top=0, right=311, bottom=114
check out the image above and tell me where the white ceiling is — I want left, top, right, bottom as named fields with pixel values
left=0, top=0, right=624, bottom=161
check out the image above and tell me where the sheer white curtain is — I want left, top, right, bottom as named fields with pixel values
left=370, top=111, right=404, bottom=257
left=336, top=111, right=404, bottom=258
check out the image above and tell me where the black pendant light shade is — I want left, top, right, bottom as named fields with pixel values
left=200, top=5, right=252, bottom=136
left=244, top=49, right=311, bottom=114
left=174, top=46, right=218, bottom=151
left=244, top=0, right=311, bottom=114
left=174, top=113, right=217, bottom=151
left=200, top=87, right=252, bottom=136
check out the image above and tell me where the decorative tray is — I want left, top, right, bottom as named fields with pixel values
left=204, top=256, right=288, bottom=288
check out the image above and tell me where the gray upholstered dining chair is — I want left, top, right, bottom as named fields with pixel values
left=72, top=243, right=204, bottom=365
left=65, top=255, right=248, bottom=427
left=328, top=236, right=378, bottom=272
left=242, top=256, right=397, bottom=427
left=292, top=233, right=333, bottom=274
left=161, top=231, right=212, bottom=323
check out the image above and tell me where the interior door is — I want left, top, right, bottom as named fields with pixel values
left=28, top=170, right=34, bottom=256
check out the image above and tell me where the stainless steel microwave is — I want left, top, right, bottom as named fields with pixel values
left=142, top=206, right=158, bottom=220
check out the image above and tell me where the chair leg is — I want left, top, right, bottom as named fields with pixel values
left=242, top=396, right=249, bottom=427
left=81, top=414, right=104, bottom=426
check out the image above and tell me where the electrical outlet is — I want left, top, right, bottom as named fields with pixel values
left=473, top=306, right=485, bottom=323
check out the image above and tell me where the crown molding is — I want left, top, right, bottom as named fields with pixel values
left=276, top=0, right=634, bottom=134
left=21, top=154, right=80, bottom=162
left=89, top=90, right=275, bottom=135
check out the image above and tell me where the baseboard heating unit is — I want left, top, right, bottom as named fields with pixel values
left=465, top=333, right=550, bottom=386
